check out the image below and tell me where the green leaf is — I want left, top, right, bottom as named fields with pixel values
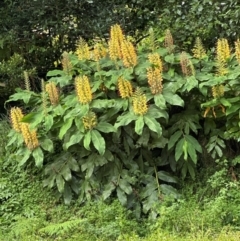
left=83, top=131, right=91, bottom=151
left=91, top=130, right=105, bottom=155
left=68, top=158, right=80, bottom=172
left=21, top=112, right=44, bottom=128
left=187, top=162, right=196, bottom=179
left=184, top=76, right=198, bottom=92
left=154, top=94, right=166, bottom=109
left=187, top=142, right=197, bottom=164
left=59, top=118, right=73, bottom=140
left=158, top=171, right=178, bottom=183
left=164, top=54, right=175, bottom=64
left=168, top=130, right=182, bottom=150
left=44, top=115, right=53, bottom=132
left=47, top=69, right=64, bottom=77
left=215, top=145, right=223, bottom=157
left=96, top=122, right=116, bottom=133
left=144, top=116, right=162, bottom=136
left=65, top=133, right=84, bottom=150
left=183, top=140, right=188, bottom=161
left=32, top=147, right=44, bottom=168
left=115, top=112, right=137, bottom=128
left=119, top=179, right=132, bottom=195
left=7, top=90, right=34, bottom=104
left=41, top=139, right=54, bottom=152
left=160, top=184, right=179, bottom=198
left=102, top=183, right=116, bottom=200
left=56, top=174, right=65, bottom=193
left=63, top=184, right=72, bottom=205
left=19, top=148, right=31, bottom=166
left=219, top=98, right=231, bottom=107
left=61, top=165, right=72, bottom=181
left=185, top=135, right=202, bottom=153
left=135, top=116, right=144, bottom=135
left=163, top=91, right=184, bottom=107
left=117, top=187, right=127, bottom=206
left=175, top=138, right=184, bottom=161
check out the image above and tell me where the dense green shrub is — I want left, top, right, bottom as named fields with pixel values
left=5, top=24, right=240, bottom=217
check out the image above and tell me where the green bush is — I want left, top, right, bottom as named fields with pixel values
left=5, top=24, right=240, bottom=216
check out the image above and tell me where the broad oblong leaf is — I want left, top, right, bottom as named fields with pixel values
left=117, top=187, right=127, bottom=206
left=135, top=116, right=144, bottom=135
left=163, top=91, right=184, bottom=107
left=32, top=147, right=44, bottom=168
left=61, top=165, right=72, bottom=181
left=65, top=133, right=84, bottom=150
left=59, top=118, right=73, bottom=140
left=63, top=184, right=72, bottom=205
left=185, top=135, right=202, bottom=153
left=115, top=112, right=137, bottom=128
left=154, top=94, right=166, bottom=109
left=158, top=171, right=178, bottom=183
left=175, top=138, right=184, bottom=161
left=91, top=129, right=105, bottom=155
left=119, top=179, right=132, bottom=195
left=44, top=115, right=54, bottom=132
left=168, top=130, right=182, bottom=150
left=96, top=122, right=116, bottom=133
left=56, top=174, right=65, bottom=193
left=41, top=139, right=54, bottom=152
left=143, top=116, right=162, bottom=136
left=83, top=131, right=91, bottom=151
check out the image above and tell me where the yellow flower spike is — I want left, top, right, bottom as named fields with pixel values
left=10, top=107, right=24, bottom=132
left=164, top=29, right=174, bottom=53
left=75, top=75, right=92, bottom=104
left=212, top=85, right=224, bottom=99
left=45, top=82, right=59, bottom=106
left=93, top=43, right=107, bottom=61
left=21, top=122, right=39, bottom=150
left=24, top=71, right=31, bottom=91
left=132, top=88, right=148, bottom=115
left=147, top=67, right=163, bottom=95
left=118, top=77, right=133, bottom=98
left=234, top=39, right=240, bottom=64
left=82, top=112, right=97, bottom=130
left=180, top=52, right=195, bottom=76
left=108, top=24, right=124, bottom=61
left=76, top=37, right=90, bottom=60
left=121, top=39, right=137, bottom=68
left=148, top=53, right=163, bottom=72
left=192, top=37, right=207, bottom=59
left=216, top=38, right=230, bottom=76
left=61, top=51, right=72, bottom=74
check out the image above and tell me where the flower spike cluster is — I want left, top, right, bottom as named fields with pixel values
left=212, top=85, right=224, bottom=99
left=118, top=77, right=133, bottom=98
left=76, top=37, right=90, bottom=60
left=132, top=88, right=148, bottom=115
left=147, top=53, right=163, bottom=94
left=61, top=51, right=72, bottom=74
left=192, top=37, right=206, bottom=59
left=164, top=29, right=174, bottom=53
left=10, top=107, right=39, bottom=150
left=10, top=107, right=24, bottom=132
left=216, top=38, right=230, bottom=76
left=108, top=24, right=137, bottom=67
left=45, top=82, right=59, bottom=106
left=82, top=112, right=97, bottom=130
left=180, top=52, right=195, bottom=76
left=21, top=123, right=39, bottom=150
left=235, top=39, right=240, bottom=64
left=75, top=75, right=92, bottom=104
